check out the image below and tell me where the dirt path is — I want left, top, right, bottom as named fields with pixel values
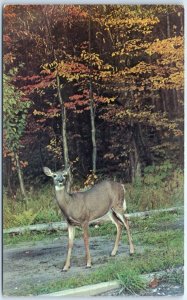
left=4, top=236, right=143, bottom=296
left=3, top=215, right=184, bottom=296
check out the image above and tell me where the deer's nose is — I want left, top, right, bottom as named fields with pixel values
left=59, top=176, right=65, bottom=183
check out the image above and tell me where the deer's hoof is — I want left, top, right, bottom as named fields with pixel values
left=62, top=267, right=70, bottom=272
left=130, top=252, right=134, bottom=256
left=86, top=265, right=91, bottom=269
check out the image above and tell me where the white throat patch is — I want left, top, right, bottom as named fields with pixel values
left=55, top=185, right=65, bottom=191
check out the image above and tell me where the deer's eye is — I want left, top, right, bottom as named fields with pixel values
left=54, top=174, right=57, bottom=178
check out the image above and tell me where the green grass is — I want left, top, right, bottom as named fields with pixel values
left=16, top=239, right=183, bottom=296
left=3, top=209, right=183, bottom=246
left=3, top=231, right=61, bottom=246
left=3, top=184, right=62, bottom=229
left=137, top=229, right=183, bottom=246
left=3, top=165, right=184, bottom=296
left=117, top=269, right=147, bottom=295
left=4, top=209, right=184, bottom=296
left=126, top=167, right=184, bottom=212
left=3, top=167, right=184, bottom=229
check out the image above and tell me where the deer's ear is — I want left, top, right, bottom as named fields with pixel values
left=43, top=167, right=54, bottom=177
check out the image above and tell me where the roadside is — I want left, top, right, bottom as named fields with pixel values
left=98, top=267, right=184, bottom=296
left=3, top=211, right=184, bottom=296
left=98, top=282, right=184, bottom=296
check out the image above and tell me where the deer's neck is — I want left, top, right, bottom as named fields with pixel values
left=54, top=186, right=71, bottom=211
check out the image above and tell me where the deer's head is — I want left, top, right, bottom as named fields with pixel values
left=43, top=167, right=69, bottom=188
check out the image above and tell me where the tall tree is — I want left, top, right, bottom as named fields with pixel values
left=88, top=10, right=97, bottom=174
left=3, top=72, right=31, bottom=198
left=3, top=4, right=184, bottom=189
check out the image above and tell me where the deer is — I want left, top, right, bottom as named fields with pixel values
left=43, top=166, right=134, bottom=271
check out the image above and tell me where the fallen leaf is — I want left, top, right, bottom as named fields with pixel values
left=149, top=278, right=159, bottom=288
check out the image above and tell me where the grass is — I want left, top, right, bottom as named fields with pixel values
left=138, top=229, right=183, bottom=246
left=3, top=209, right=184, bottom=296
left=14, top=238, right=183, bottom=296
left=3, top=209, right=183, bottom=246
left=3, top=231, right=61, bottom=246
left=117, top=269, right=147, bottom=295
left=3, top=167, right=184, bottom=229
left=3, top=166, right=184, bottom=295
left=3, top=184, right=61, bottom=229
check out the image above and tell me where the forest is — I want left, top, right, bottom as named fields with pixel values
left=3, top=5, right=184, bottom=226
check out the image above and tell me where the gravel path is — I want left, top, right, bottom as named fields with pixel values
left=3, top=214, right=184, bottom=296
left=3, top=236, right=139, bottom=296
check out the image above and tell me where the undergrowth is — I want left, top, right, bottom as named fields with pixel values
left=3, top=184, right=61, bottom=228
left=3, top=163, right=183, bottom=229
left=126, top=163, right=183, bottom=212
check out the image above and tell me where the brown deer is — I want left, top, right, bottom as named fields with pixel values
left=43, top=167, right=134, bottom=271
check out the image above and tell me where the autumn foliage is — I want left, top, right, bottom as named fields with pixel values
left=3, top=5, right=184, bottom=193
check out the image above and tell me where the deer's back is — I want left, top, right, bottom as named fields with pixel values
left=70, top=180, right=124, bottom=222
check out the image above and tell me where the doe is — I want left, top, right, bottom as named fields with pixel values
left=43, top=167, right=134, bottom=271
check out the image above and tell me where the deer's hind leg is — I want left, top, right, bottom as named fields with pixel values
left=124, top=216, right=134, bottom=255
left=109, top=211, right=123, bottom=256
left=82, top=222, right=92, bottom=268
left=112, top=210, right=134, bottom=255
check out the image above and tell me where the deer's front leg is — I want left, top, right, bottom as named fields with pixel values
left=63, top=225, right=75, bottom=271
left=82, top=223, right=92, bottom=268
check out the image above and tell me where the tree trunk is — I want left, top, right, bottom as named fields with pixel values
left=89, top=11, right=97, bottom=174
left=130, top=135, right=141, bottom=183
left=3, top=158, right=13, bottom=197
left=42, top=8, right=73, bottom=191
left=56, top=75, right=69, bottom=168
left=166, top=12, right=171, bottom=38
left=137, top=124, right=153, bottom=166
left=15, top=153, right=26, bottom=199
left=56, top=75, right=72, bottom=191
left=133, top=137, right=141, bottom=180
left=89, top=83, right=97, bottom=174
left=180, top=11, right=184, bottom=35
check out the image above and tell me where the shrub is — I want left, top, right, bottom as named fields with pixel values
left=126, top=162, right=183, bottom=211
left=13, top=209, right=38, bottom=226
left=33, top=209, right=61, bottom=224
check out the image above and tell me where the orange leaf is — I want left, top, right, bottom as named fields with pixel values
left=149, top=278, right=159, bottom=288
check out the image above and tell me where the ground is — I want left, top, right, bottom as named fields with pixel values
left=98, top=283, right=184, bottom=296
left=3, top=236, right=134, bottom=295
left=3, top=212, right=184, bottom=296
